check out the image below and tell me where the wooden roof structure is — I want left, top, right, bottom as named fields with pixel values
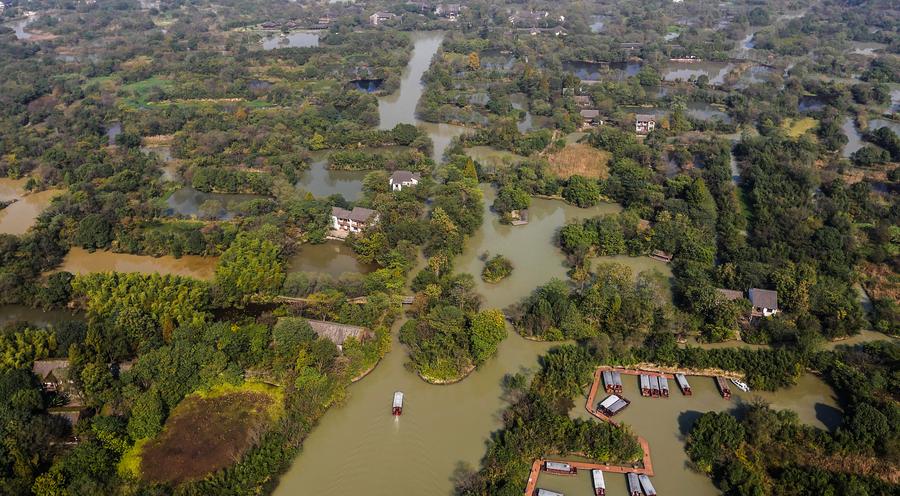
left=306, top=319, right=372, bottom=347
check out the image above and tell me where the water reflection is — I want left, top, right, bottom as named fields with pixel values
left=260, top=31, right=319, bottom=50
left=456, top=185, right=621, bottom=310
left=296, top=158, right=366, bottom=200
left=377, top=31, right=468, bottom=162
left=286, top=241, right=373, bottom=276
left=166, top=187, right=264, bottom=220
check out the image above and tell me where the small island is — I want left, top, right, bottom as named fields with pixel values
left=481, top=253, right=514, bottom=283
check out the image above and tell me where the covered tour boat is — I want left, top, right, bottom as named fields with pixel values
left=638, top=474, right=657, bottom=496
left=611, top=371, right=623, bottom=393
left=715, top=376, right=731, bottom=399
left=627, top=473, right=641, bottom=496
left=675, top=373, right=692, bottom=395
left=649, top=375, right=661, bottom=397
left=659, top=376, right=670, bottom=397
left=392, top=391, right=404, bottom=415
left=603, top=370, right=615, bottom=394
left=543, top=461, right=577, bottom=476
left=591, top=469, right=606, bottom=496
left=639, top=374, right=651, bottom=397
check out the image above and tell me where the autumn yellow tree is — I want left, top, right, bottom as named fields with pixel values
left=467, top=52, right=480, bottom=71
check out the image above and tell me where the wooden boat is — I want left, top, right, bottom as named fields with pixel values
left=715, top=376, right=731, bottom=399
left=659, top=376, right=670, bottom=398
left=591, top=469, right=606, bottom=496
left=626, top=472, right=641, bottom=496
left=675, top=373, right=692, bottom=395
left=639, top=374, right=651, bottom=397
left=730, top=378, right=750, bottom=392
left=392, top=391, right=404, bottom=415
left=638, top=474, right=657, bottom=496
left=543, top=461, right=577, bottom=475
left=598, top=394, right=630, bottom=416
left=602, top=370, right=615, bottom=394
left=611, top=371, right=623, bottom=393
left=650, top=376, right=661, bottom=398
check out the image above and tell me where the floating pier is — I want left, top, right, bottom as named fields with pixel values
left=392, top=391, right=404, bottom=415
left=674, top=373, right=692, bottom=395
left=591, top=469, right=606, bottom=496
left=543, top=461, right=577, bottom=476
left=639, top=474, right=657, bottom=495
left=715, top=377, right=731, bottom=399
left=627, top=473, right=641, bottom=496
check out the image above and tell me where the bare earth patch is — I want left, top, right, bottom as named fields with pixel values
left=140, top=390, right=277, bottom=485
left=547, top=143, right=610, bottom=179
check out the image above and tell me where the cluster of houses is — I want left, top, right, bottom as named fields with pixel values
left=369, top=3, right=461, bottom=25
left=574, top=94, right=658, bottom=134
left=330, top=170, right=419, bottom=236
left=259, top=16, right=331, bottom=30
left=717, top=287, right=779, bottom=318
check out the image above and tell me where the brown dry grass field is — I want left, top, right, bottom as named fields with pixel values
left=547, top=142, right=610, bottom=179
left=140, top=388, right=278, bottom=485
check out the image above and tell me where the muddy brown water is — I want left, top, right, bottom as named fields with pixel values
left=0, top=178, right=61, bottom=235
left=53, top=247, right=218, bottom=280
left=376, top=31, right=467, bottom=163
left=286, top=241, right=373, bottom=276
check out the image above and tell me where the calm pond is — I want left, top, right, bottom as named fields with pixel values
left=166, top=187, right=264, bottom=220
left=286, top=241, right=373, bottom=277
left=260, top=31, right=320, bottom=50
left=0, top=305, right=82, bottom=327
left=0, top=178, right=61, bottom=235
left=662, top=61, right=735, bottom=85
left=456, top=185, right=621, bottom=310
left=53, top=247, right=218, bottom=280
left=296, top=156, right=367, bottom=200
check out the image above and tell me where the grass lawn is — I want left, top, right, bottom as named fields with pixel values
left=464, top=146, right=527, bottom=169
left=782, top=117, right=818, bottom=138
left=547, top=142, right=610, bottom=179
left=136, top=382, right=283, bottom=485
left=120, top=77, right=175, bottom=107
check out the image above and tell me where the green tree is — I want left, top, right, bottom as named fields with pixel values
left=127, top=387, right=164, bottom=441
left=214, top=229, right=285, bottom=306
left=469, top=309, right=507, bottom=363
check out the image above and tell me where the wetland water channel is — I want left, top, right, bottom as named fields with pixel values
left=273, top=31, right=860, bottom=496
left=3, top=29, right=881, bottom=496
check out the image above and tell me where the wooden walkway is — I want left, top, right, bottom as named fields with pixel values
left=276, top=295, right=415, bottom=305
